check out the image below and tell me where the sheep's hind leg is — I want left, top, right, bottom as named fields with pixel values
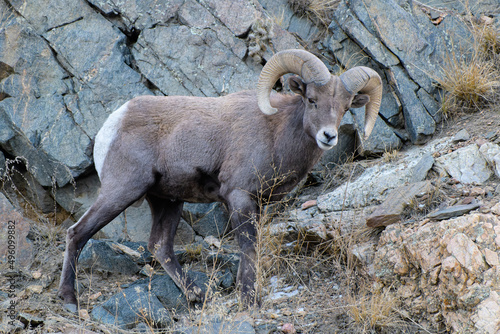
left=147, top=195, right=204, bottom=303
left=58, top=189, right=148, bottom=312
left=58, top=167, right=154, bottom=313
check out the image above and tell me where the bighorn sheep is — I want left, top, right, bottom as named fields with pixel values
left=58, top=49, right=382, bottom=311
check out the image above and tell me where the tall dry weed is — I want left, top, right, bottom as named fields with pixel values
left=437, top=21, right=500, bottom=117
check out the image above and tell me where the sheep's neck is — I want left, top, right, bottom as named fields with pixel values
left=266, top=102, right=323, bottom=196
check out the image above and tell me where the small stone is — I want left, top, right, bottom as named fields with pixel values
left=32, top=270, right=42, bottom=280
left=484, top=131, right=497, bottom=139
left=470, top=187, right=485, bottom=197
left=484, top=249, right=499, bottom=267
left=429, top=9, right=441, bottom=20
left=204, top=235, right=222, bottom=248
left=492, top=203, right=500, bottom=215
left=140, top=264, right=155, bottom=277
left=452, top=129, right=470, bottom=143
left=109, top=242, right=142, bottom=261
left=26, top=285, right=43, bottom=294
left=481, top=15, right=494, bottom=25
left=428, top=203, right=480, bottom=220
left=461, top=197, right=474, bottom=205
left=480, top=207, right=491, bottom=214
left=65, top=303, right=78, bottom=313
left=301, top=200, right=317, bottom=210
left=281, top=323, right=296, bottom=333
left=88, top=292, right=102, bottom=300
left=79, top=309, right=91, bottom=320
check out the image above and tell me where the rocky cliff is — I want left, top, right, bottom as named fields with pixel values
left=1, top=0, right=500, bottom=333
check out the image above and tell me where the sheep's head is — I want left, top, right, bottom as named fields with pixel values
left=257, top=49, right=383, bottom=150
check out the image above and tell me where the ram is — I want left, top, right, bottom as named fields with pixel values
left=58, top=49, right=382, bottom=311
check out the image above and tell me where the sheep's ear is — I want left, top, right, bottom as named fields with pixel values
left=351, top=93, right=370, bottom=108
left=289, top=76, right=306, bottom=96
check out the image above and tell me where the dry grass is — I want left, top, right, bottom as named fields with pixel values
left=438, top=52, right=499, bottom=115
left=345, top=286, right=402, bottom=332
left=476, top=23, right=500, bottom=61
left=437, top=21, right=500, bottom=117
left=381, top=149, right=400, bottom=163
left=402, top=182, right=446, bottom=221
left=288, top=0, right=341, bottom=27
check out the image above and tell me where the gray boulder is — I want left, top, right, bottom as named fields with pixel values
left=91, top=284, right=172, bottom=329
left=183, top=203, right=230, bottom=238
left=0, top=0, right=150, bottom=187
left=42, top=9, right=151, bottom=138
left=91, top=272, right=210, bottom=328
left=79, top=239, right=141, bottom=275
left=435, top=144, right=493, bottom=184
left=0, top=4, right=81, bottom=186
left=389, top=65, right=436, bottom=144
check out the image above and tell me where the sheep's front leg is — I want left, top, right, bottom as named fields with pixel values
left=226, top=189, right=259, bottom=306
left=147, top=195, right=203, bottom=303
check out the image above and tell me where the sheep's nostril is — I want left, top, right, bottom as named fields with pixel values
left=323, top=131, right=336, bottom=142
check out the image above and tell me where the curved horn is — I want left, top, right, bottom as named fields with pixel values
left=340, top=67, right=383, bottom=140
left=257, top=49, right=331, bottom=115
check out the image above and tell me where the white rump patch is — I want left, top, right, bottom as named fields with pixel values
left=94, top=102, right=129, bottom=178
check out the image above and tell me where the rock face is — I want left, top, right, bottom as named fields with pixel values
left=317, top=137, right=452, bottom=212
left=374, top=213, right=500, bottom=333
left=327, top=0, right=473, bottom=146
left=436, top=144, right=493, bottom=183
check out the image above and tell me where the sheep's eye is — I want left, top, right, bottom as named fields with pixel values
left=308, top=98, right=317, bottom=105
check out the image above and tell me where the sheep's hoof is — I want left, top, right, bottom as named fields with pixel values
left=64, top=303, right=78, bottom=313
left=186, top=286, right=204, bottom=304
